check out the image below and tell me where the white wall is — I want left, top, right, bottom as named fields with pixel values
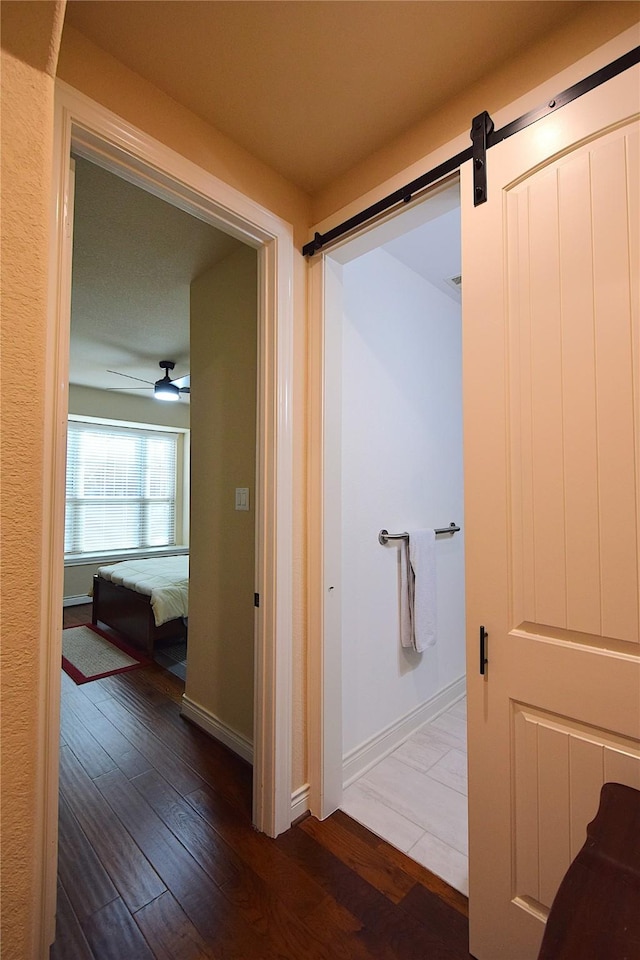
left=341, top=247, right=465, bottom=756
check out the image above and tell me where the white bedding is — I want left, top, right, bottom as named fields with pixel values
left=96, top=555, right=189, bottom=627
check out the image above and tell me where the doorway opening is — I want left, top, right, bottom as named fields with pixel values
left=63, top=147, right=261, bottom=695
left=43, top=86, right=296, bottom=947
left=322, top=177, right=468, bottom=894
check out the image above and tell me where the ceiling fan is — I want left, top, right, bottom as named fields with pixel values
left=107, top=360, right=190, bottom=402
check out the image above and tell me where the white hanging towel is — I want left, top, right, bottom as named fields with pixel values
left=400, top=529, right=437, bottom=653
left=399, top=537, right=414, bottom=649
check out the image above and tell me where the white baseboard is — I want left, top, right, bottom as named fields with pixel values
left=342, top=676, right=466, bottom=789
left=291, top=783, right=310, bottom=823
left=63, top=595, right=92, bottom=607
left=180, top=693, right=310, bottom=826
left=181, top=695, right=253, bottom=765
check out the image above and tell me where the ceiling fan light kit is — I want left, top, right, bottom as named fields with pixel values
left=154, top=381, right=181, bottom=401
left=154, top=361, right=181, bottom=402
left=107, top=359, right=189, bottom=400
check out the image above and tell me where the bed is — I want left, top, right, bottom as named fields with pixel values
left=91, top=555, right=189, bottom=654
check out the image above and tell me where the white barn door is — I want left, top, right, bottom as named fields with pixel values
left=462, top=65, right=640, bottom=959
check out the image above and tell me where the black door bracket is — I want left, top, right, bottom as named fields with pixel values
left=470, top=111, right=494, bottom=206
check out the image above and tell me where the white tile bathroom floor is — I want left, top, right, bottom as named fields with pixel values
left=341, top=696, right=468, bottom=895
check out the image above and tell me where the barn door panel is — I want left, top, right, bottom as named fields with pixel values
left=463, top=66, right=640, bottom=960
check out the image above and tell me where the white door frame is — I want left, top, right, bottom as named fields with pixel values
left=306, top=180, right=462, bottom=819
left=306, top=27, right=638, bottom=822
left=42, top=80, right=294, bottom=948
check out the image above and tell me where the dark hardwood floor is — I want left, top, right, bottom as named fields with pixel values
left=55, top=605, right=472, bottom=959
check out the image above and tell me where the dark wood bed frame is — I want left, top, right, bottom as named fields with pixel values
left=92, top=574, right=187, bottom=654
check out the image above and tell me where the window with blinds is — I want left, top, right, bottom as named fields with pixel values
left=65, top=420, right=179, bottom=557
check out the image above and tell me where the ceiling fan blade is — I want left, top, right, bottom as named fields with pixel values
left=170, top=374, right=190, bottom=389
left=179, top=386, right=190, bottom=394
left=107, top=369, right=154, bottom=385
left=105, top=386, right=154, bottom=391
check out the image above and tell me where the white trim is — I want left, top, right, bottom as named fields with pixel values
left=64, top=546, right=189, bottom=568
left=251, top=232, right=294, bottom=839
left=291, top=783, right=311, bottom=823
left=43, top=81, right=294, bottom=951
left=181, top=695, right=254, bottom=764
left=68, top=412, right=190, bottom=434
left=342, top=677, right=466, bottom=788
left=62, top=595, right=92, bottom=608
left=306, top=24, right=640, bottom=824
left=306, top=252, right=338, bottom=820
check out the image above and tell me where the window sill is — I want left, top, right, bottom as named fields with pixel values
left=64, top=545, right=189, bottom=567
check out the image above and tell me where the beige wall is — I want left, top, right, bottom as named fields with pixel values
left=188, top=245, right=257, bottom=743
left=68, top=382, right=191, bottom=429
left=64, top=562, right=96, bottom=601
left=1, top=3, right=66, bottom=958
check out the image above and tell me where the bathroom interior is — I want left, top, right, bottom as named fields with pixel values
left=326, top=181, right=468, bottom=893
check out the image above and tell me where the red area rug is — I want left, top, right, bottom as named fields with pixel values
left=62, top=623, right=150, bottom=684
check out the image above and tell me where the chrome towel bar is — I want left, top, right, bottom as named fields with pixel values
left=378, top=523, right=460, bottom=545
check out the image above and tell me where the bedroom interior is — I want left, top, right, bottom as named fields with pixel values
left=64, top=155, right=258, bottom=707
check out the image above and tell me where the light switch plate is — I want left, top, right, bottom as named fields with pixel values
left=235, top=487, right=250, bottom=511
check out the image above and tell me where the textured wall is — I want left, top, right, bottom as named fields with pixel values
left=1, top=4, right=66, bottom=957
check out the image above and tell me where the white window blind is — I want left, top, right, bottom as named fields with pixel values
left=65, top=420, right=178, bottom=557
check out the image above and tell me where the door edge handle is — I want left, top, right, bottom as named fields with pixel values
left=480, top=625, right=488, bottom=675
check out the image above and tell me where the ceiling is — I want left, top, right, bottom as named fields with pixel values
left=64, top=0, right=587, bottom=194
left=383, top=207, right=461, bottom=303
left=65, top=2, right=587, bottom=392
left=70, top=156, right=242, bottom=398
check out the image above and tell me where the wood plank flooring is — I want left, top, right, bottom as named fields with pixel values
left=54, top=605, right=472, bottom=959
